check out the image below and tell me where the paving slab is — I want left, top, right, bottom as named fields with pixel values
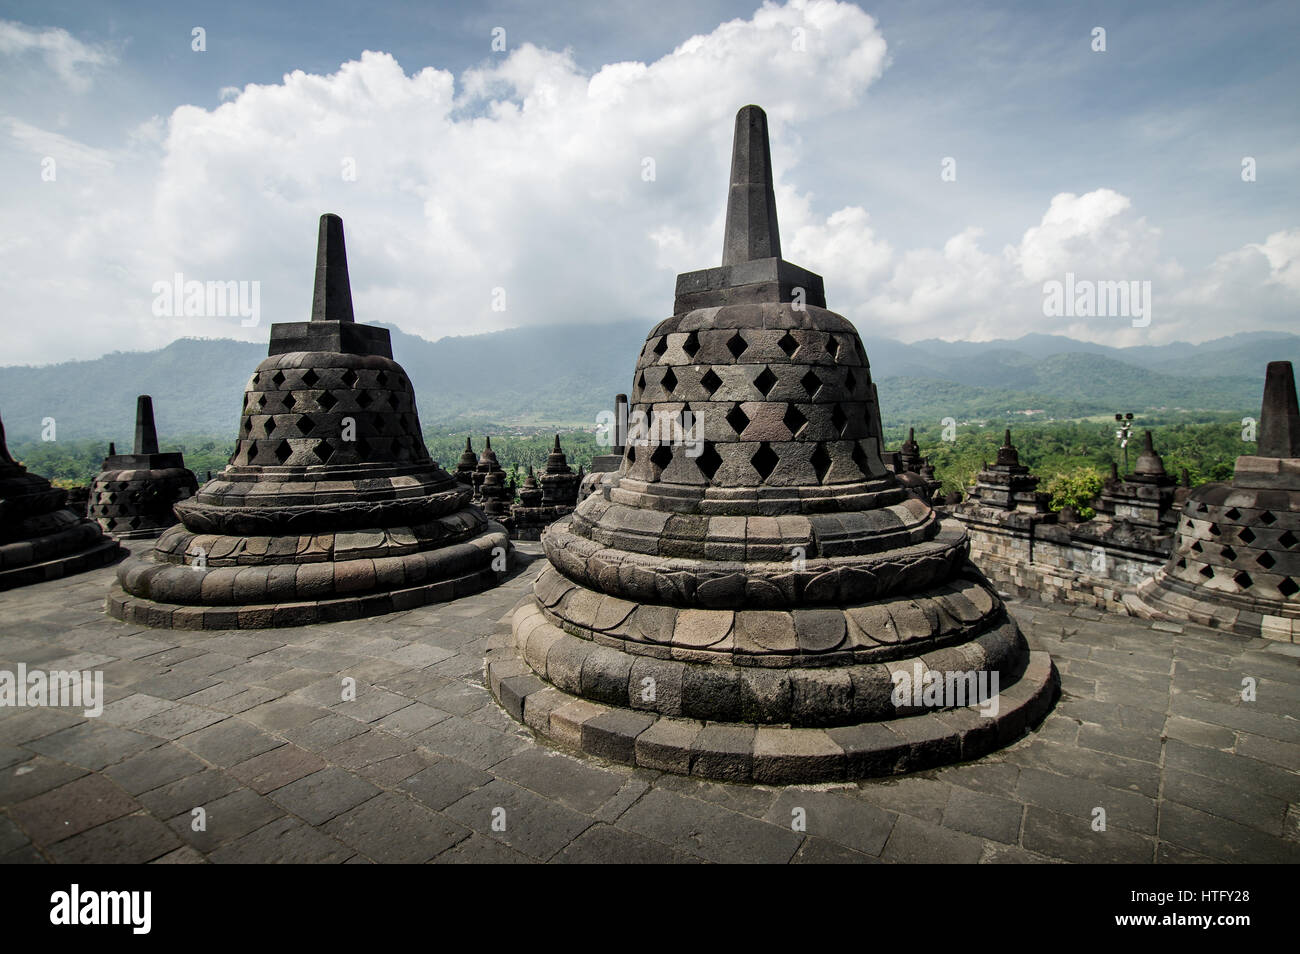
left=0, top=557, right=1295, bottom=863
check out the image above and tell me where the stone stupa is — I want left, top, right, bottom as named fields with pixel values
left=0, top=412, right=121, bottom=590
left=109, top=213, right=511, bottom=629
left=487, top=106, right=1057, bottom=783
left=1134, top=361, right=1300, bottom=639
left=88, top=395, right=198, bottom=539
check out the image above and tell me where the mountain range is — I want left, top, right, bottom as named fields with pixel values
left=1, top=325, right=1294, bottom=441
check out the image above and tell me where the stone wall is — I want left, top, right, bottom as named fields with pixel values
left=960, top=512, right=1169, bottom=613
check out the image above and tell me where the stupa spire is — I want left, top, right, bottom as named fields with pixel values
left=1258, top=360, right=1300, bottom=458
left=721, top=105, right=781, bottom=266
left=311, top=213, right=355, bottom=323
left=133, top=395, right=160, bottom=456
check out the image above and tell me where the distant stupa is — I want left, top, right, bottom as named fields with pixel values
left=109, top=213, right=511, bottom=629
left=1134, top=361, right=1300, bottom=638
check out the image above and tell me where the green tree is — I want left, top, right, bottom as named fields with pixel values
left=1044, top=467, right=1106, bottom=519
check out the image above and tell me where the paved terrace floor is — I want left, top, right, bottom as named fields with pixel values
left=1, top=543, right=1297, bottom=864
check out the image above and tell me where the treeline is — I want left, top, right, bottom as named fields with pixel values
left=882, top=411, right=1247, bottom=499
left=14, top=413, right=1248, bottom=511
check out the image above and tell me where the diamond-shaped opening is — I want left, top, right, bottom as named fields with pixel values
left=811, top=442, right=832, bottom=483
left=271, top=370, right=286, bottom=388
left=295, top=415, right=315, bottom=436
left=1239, top=527, right=1257, bottom=545
left=256, top=393, right=267, bottom=408
left=650, top=444, right=673, bottom=472
left=1196, top=502, right=1208, bottom=513
left=1260, top=510, right=1276, bottom=525
left=844, top=369, right=857, bottom=393
left=282, top=392, right=296, bottom=411
left=1233, top=570, right=1253, bottom=590
left=313, top=440, right=334, bottom=464
left=754, top=367, right=778, bottom=397
left=726, top=332, right=748, bottom=359
left=751, top=442, right=779, bottom=482
left=700, top=369, right=723, bottom=396
left=262, top=417, right=275, bottom=436
left=388, top=393, right=400, bottom=410
left=653, top=336, right=668, bottom=357
left=851, top=441, right=870, bottom=475
left=243, top=418, right=254, bottom=434
left=1279, top=577, right=1299, bottom=597
left=637, top=371, right=647, bottom=392
left=696, top=443, right=722, bottom=480
left=273, top=439, right=292, bottom=464
left=626, top=445, right=636, bottom=464
left=726, top=404, right=750, bottom=434
left=1257, top=551, right=1276, bottom=569
left=1221, top=545, right=1237, bottom=561
left=302, top=369, right=319, bottom=388
left=1208, top=523, right=1220, bottom=536
left=1279, top=530, right=1297, bottom=549
left=682, top=331, right=700, bottom=359
left=661, top=367, right=678, bottom=394
left=1175, top=557, right=1187, bottom=568
left=800, top=370, right=821, bottom=397
left=318, top=391, right=338, bottom=411
left=1190, top=540, right=1203, bottom=553
left=357, top=391, right=373, bottom=409
left=341, top=368, right=358, bottom=387
left=1224, top=507, right=1241, bottom=520
left=783, top=405, right=807, bottom=437
left=826, top=336, right=840, bottom=360
left=778, top=331, right=799, bottom=357
left=831, top=403, right=848, bottom=436
left=376, top=371, right=388, bottom=387
left=1198, top=564, right=1214, bottom=578
left=355, top=437, right=371, bottom=461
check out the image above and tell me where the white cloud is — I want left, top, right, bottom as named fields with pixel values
left=0, top=0, right=1296, bottom=367
left=0, top=20, right=113, bottom=92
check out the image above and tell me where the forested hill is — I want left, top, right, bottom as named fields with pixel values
left=1, top=325, right=1294, bottom=441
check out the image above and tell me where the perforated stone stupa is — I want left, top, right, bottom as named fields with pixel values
left=487, top=106, right=1057, bottom=783
left=108, top=213, right=511, bottom=629
left=0, top=411, right=121, bottom=590
left=1134, top=361, right=1300, bottom=639
left=88, top=395, right=198, bottom=539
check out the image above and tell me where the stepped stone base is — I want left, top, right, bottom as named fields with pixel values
left=107, top=525, right=512, bottom=630
left=0, top=535, right=121, bottom=591
left=487, top=601, right=1058, bottom=783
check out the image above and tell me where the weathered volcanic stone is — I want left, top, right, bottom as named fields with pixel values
left=108, top=213, right=511, bottom=629
left=1134, top=361, right=1300, bottom=640
left=88, top=395, right=198, bottom=539
left=0, top=412, right=121, bottom=590
left=488, top=105, right=1057, bottom=782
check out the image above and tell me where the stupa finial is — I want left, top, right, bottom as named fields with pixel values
left=721, top=105, right=781, bottom=266
left=134, top=395, right=160, bottom=456
left=311, top=213, right=355, bottom=323
left=1258, top=361, right=1300, bottom=458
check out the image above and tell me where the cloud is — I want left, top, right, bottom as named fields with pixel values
left=0, top=0, right=1296, bottom=368
left=0, top=20, right=114, bottom=92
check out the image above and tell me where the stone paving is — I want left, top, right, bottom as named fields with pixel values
left=1, top=542, right=1297, bottom=864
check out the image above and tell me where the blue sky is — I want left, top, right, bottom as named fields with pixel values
left=1, top=0, right=1297, bottom=364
